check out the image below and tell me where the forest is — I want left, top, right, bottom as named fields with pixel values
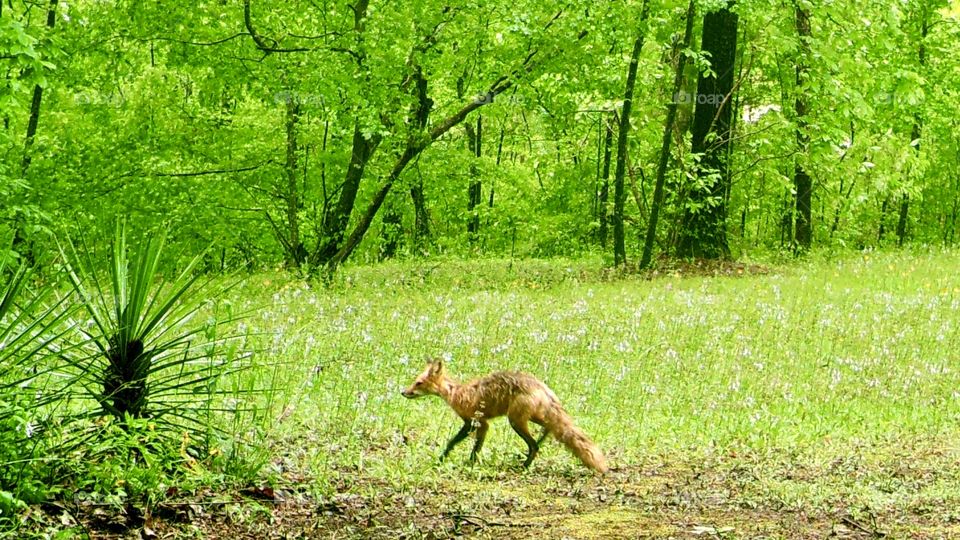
left=3, top=0, right=960, bottom=538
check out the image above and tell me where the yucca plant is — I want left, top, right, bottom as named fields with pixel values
left=0, top=259, right=76, bottom=421
left=62, top=223, right=246, bottom=433
left=0, top=257, right=77, bottom=512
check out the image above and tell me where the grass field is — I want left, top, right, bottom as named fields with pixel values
left=169, top=250, right=958, bottom=539
left=25, top=251, right=960, bottom=538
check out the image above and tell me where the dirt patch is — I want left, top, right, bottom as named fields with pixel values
left=643, top=256, right=773, bottom=280
left=30, top=455, right=960, bottom=539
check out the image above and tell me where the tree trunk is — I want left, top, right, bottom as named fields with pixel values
left=283, top=97, right=304, bottom=267
left=598, top=115, right=614, bottom=248
left=899, top=13, right=927, bottom=248
left=411, top=178, right=431, bottom=253
left=309, top=0, right=379, bottom=267
left=491, top=125, right=505, bottom=208
left=793, top=4, right=813, bottom=252
left=896, top=192, right=910, bottom=247
left=675, top=1, right=738, bottom=259
left=20, top=0, right=57, bottom=175
left=640, top=0, right=696, bottom=270
left=878, top=196, right=889, bottom=243
left=466, top=115, right=483, bottom=241
left=380, top=199, right=403, bottom=259
left=409, top=64, right=434, bottom=254
left=311, top=125, right=381, bottom=265
left=12, top=0, right=57, bottom=266
left=325, top=25, right=592, bottom=272
left=612, top=0, right=650, bottom=266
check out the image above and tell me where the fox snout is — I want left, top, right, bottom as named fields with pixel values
left=401, top=387, right=420, bottom=398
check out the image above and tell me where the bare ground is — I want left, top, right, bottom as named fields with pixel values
left=29, top=441, right=960, bottom=540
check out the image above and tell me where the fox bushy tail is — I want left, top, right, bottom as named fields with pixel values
left=542, top=402, right=608, bottom=473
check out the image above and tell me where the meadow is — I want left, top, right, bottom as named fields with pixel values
left=9, top=251, right=960, bottom=538
left=201, top=250, right=960, bottom=538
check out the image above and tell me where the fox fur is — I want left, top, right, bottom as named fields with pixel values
left=401, top=359, right=608, bottom=473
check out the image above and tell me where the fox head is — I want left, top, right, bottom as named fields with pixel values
left=401, top=359, right=446, bottom=399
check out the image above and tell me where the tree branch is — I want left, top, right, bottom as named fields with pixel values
left=325, top=17, right=591, bottom=270
left=243, top=0, right=314, bottom=53
left=154, top=160, right=272, bottom=178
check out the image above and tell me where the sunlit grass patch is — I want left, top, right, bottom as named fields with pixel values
left=143, top=250, right=960, bottom=537
left=243, top=252, right=960, bottom=469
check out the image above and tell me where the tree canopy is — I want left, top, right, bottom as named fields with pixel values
left=3, top=0, right=959, bottom=270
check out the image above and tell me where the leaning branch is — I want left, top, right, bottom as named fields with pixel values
left=325, top=22, right=590, bottom=270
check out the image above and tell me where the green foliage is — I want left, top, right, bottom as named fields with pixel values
left=0, top=260, right=74, bottom=524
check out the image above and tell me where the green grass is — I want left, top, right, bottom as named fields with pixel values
left=13, top=249, right=960, bottom=538
left=248, top=250, right=960, bottom=457
left=219, top=250, right=960, bottom=537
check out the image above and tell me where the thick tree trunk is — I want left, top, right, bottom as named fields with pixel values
left=674, top=2, right=738, bottom=259
left=327, top=145, right=419, bottom=270
left=612, top=0, right=650, bottom=266
left=308, top=0, right=378, bottom=267
left=639, top=0, right=696, bottom=270
left=793, top=4, right=813, bottom=252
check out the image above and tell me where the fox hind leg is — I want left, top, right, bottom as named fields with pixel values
left=510, top=418, right=540, bottom=468
left=531, top=418, right=550, bottom=446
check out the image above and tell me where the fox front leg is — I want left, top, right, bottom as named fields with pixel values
left=468, top=420, right=490, bottom=463
left=440, top=420, right=474, bottom=462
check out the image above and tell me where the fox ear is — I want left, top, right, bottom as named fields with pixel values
left=428, top=358, right=444, bottom=374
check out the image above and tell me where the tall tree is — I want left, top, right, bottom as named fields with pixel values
left=640, top=0, right=697, bottom=270
left=898, top=5, right=929, bottom=247
left=597, top=115, right=615, bottom=248
left=466, top=115, right=483, bottom=241
left=674, top=1, right=739, bottom=259
left=12, top=0, right=58, bottom=264
left=612, top=0, right=650, bottom=266
left=793, top=3, right=813, bottom=251
left=410, top=66, right=434, bottom=252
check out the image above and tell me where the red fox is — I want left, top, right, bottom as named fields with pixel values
left=401, top=359, right=608, bottom=473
